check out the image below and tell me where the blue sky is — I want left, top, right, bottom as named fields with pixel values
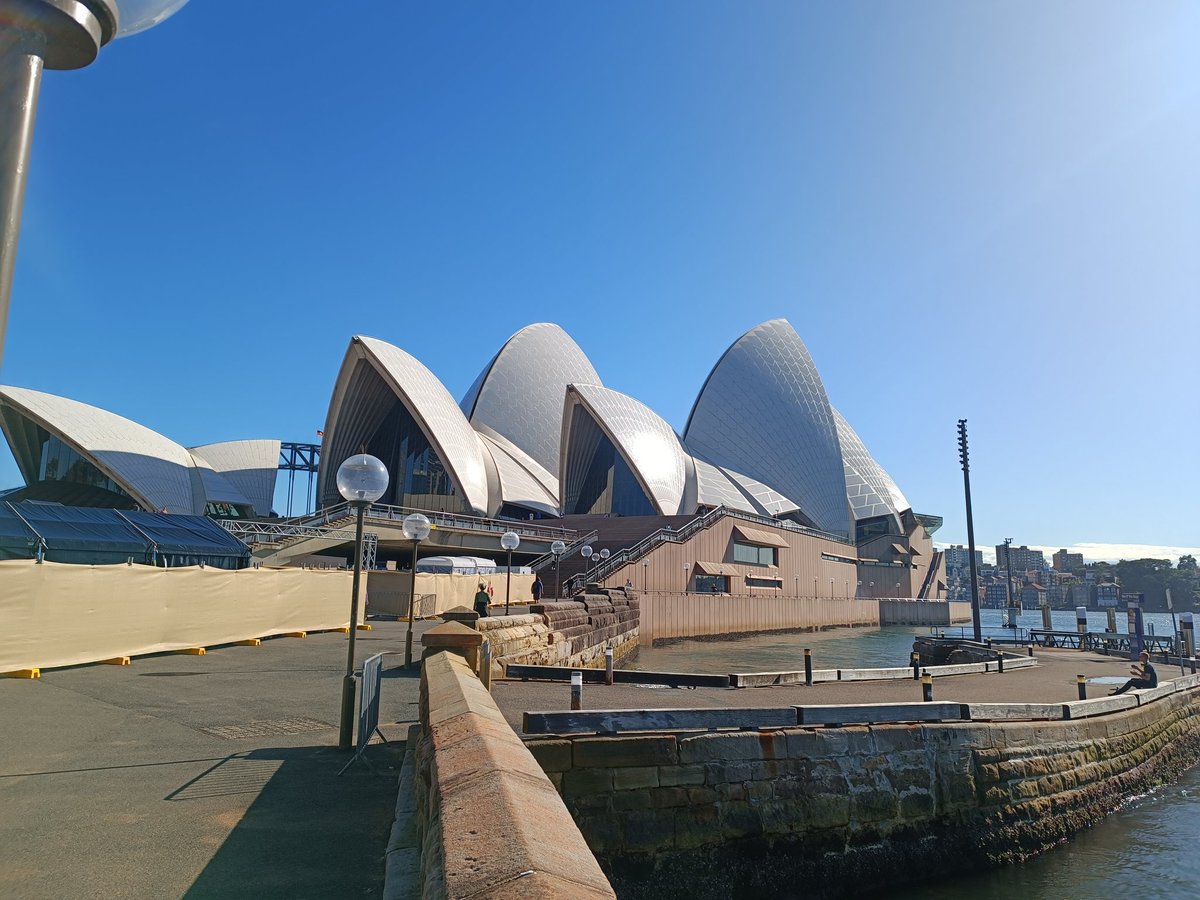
left=2, top=2, right=1197, bottom=561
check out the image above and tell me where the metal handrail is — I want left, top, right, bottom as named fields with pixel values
left=527, top=529, right=600, bottom=572
left=294, top=501, right=578, bottom=543
left=563, top=505, right=852, bottom=595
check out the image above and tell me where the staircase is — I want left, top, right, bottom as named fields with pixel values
left=917, top=547, right=943, bottom=599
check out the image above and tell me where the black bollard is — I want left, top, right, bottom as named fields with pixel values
left=921, top=672, right=933, bottom=702
left=1076, top=674, right=1087, bottom=701
left=1027, top=645, right=1034, bottom=657
left=911, top=651, right=920, bottom=680
left=804, top=648, right=813, bottom=686
left=997, top=652, right=1005, bottom=674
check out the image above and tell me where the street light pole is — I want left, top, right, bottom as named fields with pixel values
left=958, top=419, right=983, bottom=643
left=0, top=0, right=188, bottom=367
left=1004, top=537, right=1017, bottom=615
left=335, top=454, right=388, bottom=751
left=402, top=513, right=431, bottom=668
left=501, top=531, right=520, bottom=614
left=550, top=540, right=565, bottom=600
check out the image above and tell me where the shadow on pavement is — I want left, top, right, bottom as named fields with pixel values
left=181, top=741, right=404, bottom=900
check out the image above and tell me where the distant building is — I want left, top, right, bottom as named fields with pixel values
left=1053, top=549, right=1084, bottom=572
left=1096, top=582, right=1120, bottom=608
left=1021, top=584, right=1048, bottom=607
left=995, top=544, right=1045, bottom=572
left=1071, top=583, right=1092, bottom=607
left=944, top=544, right=983, bottom=574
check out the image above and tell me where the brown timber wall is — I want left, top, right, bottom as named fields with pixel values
left=638, top=594, right=878, bottom=641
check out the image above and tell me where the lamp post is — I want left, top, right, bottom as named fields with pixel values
left=550, top=540, right=566, bottom=600
left=683, top=562, right=689, bottom=593
left=0, top=0, right=189, bottom=367
left=812, top=576, right=817, bottom=597
left=501, top=531, right=520, bottom=614
left=1004, top=537, right=1017, bottom=615
left=598, top=548, right=610, bottom=584
left=402, top=513, right=431, bottom=668
left=830, top=578, right=834, bottom=598
left=335, top=453, right=388, bottom=751
left=895, top=582, right=901, bottom=598
left=856, top=580, right=862, bottom=599
left=580, top=544, right=592, bottom=594
left=642, top=560, right=648, bottom=591
left=957, top=419, right=983, bottom=642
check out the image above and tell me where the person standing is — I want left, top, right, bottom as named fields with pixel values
left=474, top=582, right=490, bottom=619
left=532, top=575, right=544, bottom=604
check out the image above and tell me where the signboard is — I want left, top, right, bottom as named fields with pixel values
left=1126, top=601, right=1144, bottom=661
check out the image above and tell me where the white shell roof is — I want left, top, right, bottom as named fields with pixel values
left=323, top=337, right=491, bottom=517
left=564, top=383, right=690, bottom=517
left=190, top=439, right=282, bottom=517
left=692, top=456, right=764, bottom=515
left=0, top=385, right=251, bottom=515
left=683, top=319, right=849, bottom=537
left=831, top=408, right=909, bottom=522
left=478, top=432, right=560, bottom=517
left=462, top=323, right=601, bottom=476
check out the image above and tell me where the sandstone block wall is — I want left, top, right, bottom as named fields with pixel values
left=527, top=686, right=1200, bottom=898
left=409, top=651, right=615, bottom=899
left=478, top=588, right=640, bottom=676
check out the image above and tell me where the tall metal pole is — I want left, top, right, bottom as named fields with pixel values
left=338, top=500, right=366, bottom=750
left=554, top=552, right=561, bottom=601
left=0, top=0, right=118, bottom=368
left=1004, top=537, right=1016, bottom=617
left=505, top=548, right=513, bottom=615
left=404, top=537, right=419, bottom=667
left=958, top=419, right=982, bottom=643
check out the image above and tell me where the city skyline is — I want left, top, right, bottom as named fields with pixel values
left=0, top=3, right=1195, bottom=557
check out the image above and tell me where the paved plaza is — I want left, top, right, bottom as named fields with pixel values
left=0, top=621, right=1164, bottom=899
left=0, top=620, right=431, bottom=900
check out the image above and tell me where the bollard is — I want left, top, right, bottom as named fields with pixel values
left=605, top=646, right=614, bottom=686
left=570, top=671, right=583, bottom=711
left=1077, top=674, right=1087, bottom=701
left=921, top=672, right=933, bottom=702
left=1076, top=606, right=1088, bottom=637
left=911, top=651, right=920, bottom=680
left=1041, top=603, right=1053, bottom=632
left=1106, top=608, right=1118, bottom=633
left=1027, top=644, right=1034, bottom=657
left=997, top=652, right=1005, bottom=674
left=1184, top=614, right=1196, bottom=673
left=480, top=640, right=492, bottom=692
left=804, top=648, right=813, bottom=686
left=986, top=637, right=993, bottom=651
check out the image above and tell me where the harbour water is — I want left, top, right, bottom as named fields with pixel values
left=625, top=607, right=1200, bottom=897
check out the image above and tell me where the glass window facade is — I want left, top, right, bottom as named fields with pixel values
left=733, top=542, right=777, bottom=566
left=746, top=576, right=783, bottom=589
left=695, top=574, right=729, bottom=593
left=38, top=435, right=129, bottom=498
left=562, top=406, right=656, bottom=517
left=365, top=400, right=465, bottom=512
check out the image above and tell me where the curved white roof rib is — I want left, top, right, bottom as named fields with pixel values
left=832, top=408, right=907, bottom=525
left=0, top=386, right=252, bottom=514
left=478, top=433, right=560, bottom=517
left=318, top=336, right=491, bottom=516
left=691, top=456, right=765, bottom=515
left=462, top=323, right=600, bottom=480
left=683, top=319, right=849, bottom=537
left=189, top=440, right=282, bottom=517
left=562, top=383, right=692, bottom=517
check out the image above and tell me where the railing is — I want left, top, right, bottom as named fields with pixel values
left=218, top=519, right=378, bottom=567
left=917, top=548, right=942, bottom=599
left=563, top=505, right=853, bottom=595
left=295, top=501, right=578, bottom=543
left=527, top=529, right=599, bottom=572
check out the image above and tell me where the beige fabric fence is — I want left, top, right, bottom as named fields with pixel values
left=0, top=560, right=363, bottom=672
left=366, top=570, right=536, bottom=617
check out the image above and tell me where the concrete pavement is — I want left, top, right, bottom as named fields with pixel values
left=0, top=619, right=434, bottom=900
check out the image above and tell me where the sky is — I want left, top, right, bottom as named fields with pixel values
left=1, top=2, right=1197, bottom=564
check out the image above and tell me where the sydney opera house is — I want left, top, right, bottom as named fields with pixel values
left=0, top=320, right=945, bottom=598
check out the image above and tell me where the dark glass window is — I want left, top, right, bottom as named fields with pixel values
left=733, top=542, right=776, bottom=566
left=38, top=436, right=126, bottom=496
left=562, top=406, right=656, bottom=517
left=746, top=576, right=783, bottom=589
left=695, top=574, right=728, bottom=593
left=365, top=395, right=464, bottom=513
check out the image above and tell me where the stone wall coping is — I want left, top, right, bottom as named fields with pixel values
left=419, top=651, right=614, bottom=898
left=421, top=621, right=484, bottom=649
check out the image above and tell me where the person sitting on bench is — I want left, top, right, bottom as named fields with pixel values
left=1110, top=650, right=1157, bottom=695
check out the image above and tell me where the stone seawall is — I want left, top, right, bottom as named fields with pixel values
left=527, top=681, right=1200, bottom=898
left=475, top=588, right=639, bottom=676
left=390, top=651, right=614, bottom=898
